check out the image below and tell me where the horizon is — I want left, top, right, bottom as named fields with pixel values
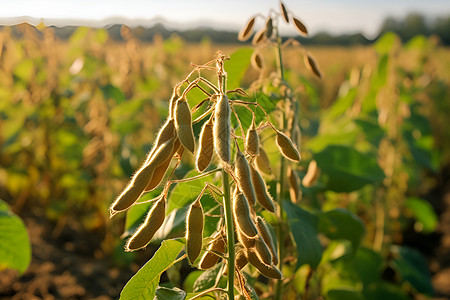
left=1, top=0, right=449, bottom=39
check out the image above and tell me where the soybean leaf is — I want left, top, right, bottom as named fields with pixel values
left=319, top=208, right=365, bottom=252
left=284, top=201, right=322, bottom=269
left=313, top=145, right=384, bottom=192
left=120, top=239, right=184, bottom=300
left=0, top=199, right=31, bottom=275
left=101, top=83, right=126, bottom=104
left=405, top=197, right=438, bottom=233
left=193, top=262, right=224, bottom=292
left=224, top=47, right=253, bottom=90
left=154, top=286, right=186, bottom=300
left=327, top=289, right=364, bottom=300
left=392, top=245, right=434, bottom=296
left=363, top=281, right=410, bottom=300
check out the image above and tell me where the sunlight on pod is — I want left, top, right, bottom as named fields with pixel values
left=305, top=53, right=322, bottom=78
left=265, top=17, right=273, bottom=39
left=275, top=129, right=301, bottom=162
left=251, top=51, right=264, bottom=71
left=125, top=195, right=166, bottom=251
left=196, top=116, right=214, bottom=172
left=146, top=138, right=180, bottom=191
left=199, top=231, right=226, bottom=270
left=254, top=235, right=272, bottom=265
left=238, top=16, right=256, bottom=41
left=213, top=94, right=231, bottom=163
left=235, top=148, right=256, bottom=205
left=175, top=97, right=195, bottom=154
left=302, top=160, right=319, bottom=187
left=246, top=248, right=282, bottom=279
left=288, top=166, right=301, bottom=203
left=292, top=16, right=308, bottom=36
left=186, top=199, right=204, bottom=265
left=235, top=249, right=249, bottom=270
left=280, top=1, right=290, bottom=23
left=254, top=146, right=272, bottom=175
left=255, top=216, right=278, bottom=265
left=252, top=28, right=266, bottom=46
left=245, top=120, right=259, bottom=156
left=144, top=118, right=175, bottom=165
left=233, top=191, right=258, bottom=238
left=249, top=164, right=275, bottom=212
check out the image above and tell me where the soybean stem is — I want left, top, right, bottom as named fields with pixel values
left=222, top=169, right=235, bottom=300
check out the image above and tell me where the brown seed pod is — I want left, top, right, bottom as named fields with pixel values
left=144, top=118, right=176, bottom=165
left=213, top=94, right=231, bottom=163
left=254, top=235, right=272, bottom=265
left=275, top=129, right=301, bottom=162
left=249, top=164, right=275, bottom=212
left=145, top=138, right=180, bottom=191
left=288, top=166, right=302, bottom=203
left=265, top=17, right=273, bottom=39
left=302, top=160, right=319, bottom=187
left=196, top=116, right=214, bottom=172
left=125, top=195, right=166, bottom=251
left=252, top=28, right=266, bottom=46
left=254, top=146, right=272, bottom=175
left=235, top=149, right=256, bottom=206
left=245, top=121, right=259, bottom=156
left=305, top=53, right=322, bottom=78
left=235, top=250, right=249, bottom=270
left=280, top=1, right=290, bottom=23
left=233, top=191, right=258, bottom=238
left=186, top=199, right=204, bottom=265
left=199, top=232, right=226, bottom=270
left=292, top=17, right=308, bottom=36
left=250, top=51, right=264, bottom=71
left=255, top=216, right=278, bottom=265
left=238, top=16, right=256, bottom=41
left=175, top=97, right=195, bottom=154
left=246, top=248, right=282, bottom=279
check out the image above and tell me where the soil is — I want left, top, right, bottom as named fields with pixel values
left=1, top=169, right=449, bottom=300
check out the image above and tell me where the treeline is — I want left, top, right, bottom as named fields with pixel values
left=2, top=13, right=449, bottom=45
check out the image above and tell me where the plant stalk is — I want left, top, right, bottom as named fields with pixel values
left=222, top=169, right=235, bottom=300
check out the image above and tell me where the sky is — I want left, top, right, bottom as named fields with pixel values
left=1, top=0, right=449, bottom=39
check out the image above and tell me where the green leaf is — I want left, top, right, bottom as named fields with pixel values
left=374, top=32, right=399, bottom=55
left=120, top=239, right=184, bottom=300
left=224, top=47, right=253, bottom=90
left=392, top=245, right=434, bottom=295
left=154, top=286, right=186, bottom=300
left=284, top=201, right=322, bottom=269
left=0, top=199, right=31, bottom=274
left=101, top=84, right=126, bottom=104
left=319, top=208, right=365, bottom=252
left=125, top=190, right=163, bottom=232
left=363, top=281, right=410, bottom=300
left=313, top=145, right=384, bottom=192
left=405, top=197, right=438, bottom=233
left=327, top=289, right=364, bottom=300
left=193, top=262, right=223, bottom=292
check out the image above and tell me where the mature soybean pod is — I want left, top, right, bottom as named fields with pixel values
left=254, top=146, right=272, bottom=175
left=145, top=138, right=180, bottom=191
left=196, top=116, right=214, bottom=172
left=213, top=94, right=231, bottom=163
left=235, top=149, right=256, bottom=206
left=256, top=216, right=278, bottom=265
left=254, top=235, right=272, bottom=265
left=249, top=164, right=275, bottom=212
left=275, top=129, right=301, bottom=162
left=186, top=199, right=204, bottom=265
left=199, top=232, right=226, bottom=270
left=125, top=195, right=166, bottom=251
left=235, top=250, right=249, bottom=270
left=233, top=191, right=258, bottom=238
left=246, top=248, right=282, bottom=279
left=302, top=160, right=319, bottom=187
left=144, top=118, right=175, bottom=165
left=245, top=121, right=259, bottom=156
left=174, top=97, right=195, bottom=154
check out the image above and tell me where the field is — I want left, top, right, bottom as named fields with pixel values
left=1, top=22, right=450, bottom=300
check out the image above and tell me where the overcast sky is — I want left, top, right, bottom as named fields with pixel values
left=1, top=0, right=449, bottom=38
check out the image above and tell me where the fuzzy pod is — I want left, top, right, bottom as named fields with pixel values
left=233, top=191, right=258, bottom=238
left=251, top=51, right=264, bottom=71
left=275, top=130, right=301, bottom=162
left=125, top=195, right=166, bottom=251
left=245, top=121, right=259, bottom=156
left=235, top=250, right=249, bottom=270
left=254, top=146, right=272, bottom=175
left=252, top=28, right=266, bottom=46
left=254, top=235, right=272, bottom=265
left=288, top=166, right=302, bottom=203
left=305, top=53, right=322, bottom=78
left=292, top=17, right=308, bottom=36
left=174, top=98, right=195, bottom=154
left=196, top=117, right=214, bottom=172
left=144, top=118, right=175, bottom=165
left=238, top=16, right=256, bottom=41
left=199, top=232, right=226, bottom=270
left=255, top=216, right=278, bottom=265
left=145, top=138, right=180, bottom=191
left=213, top=94, right=231, bottom=163
left=265, top=17, right=273, bottom=39
left=302, top=160, right=319, bottom=187
left=280, top=1, right=290, bottom=23
left=186, top=199, right=204, bottom=265
left=235, top=149, right=256, bottom=206
left=246, top=248, right=282, bottom=279
left=249, top=164, right=275, bottom=212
